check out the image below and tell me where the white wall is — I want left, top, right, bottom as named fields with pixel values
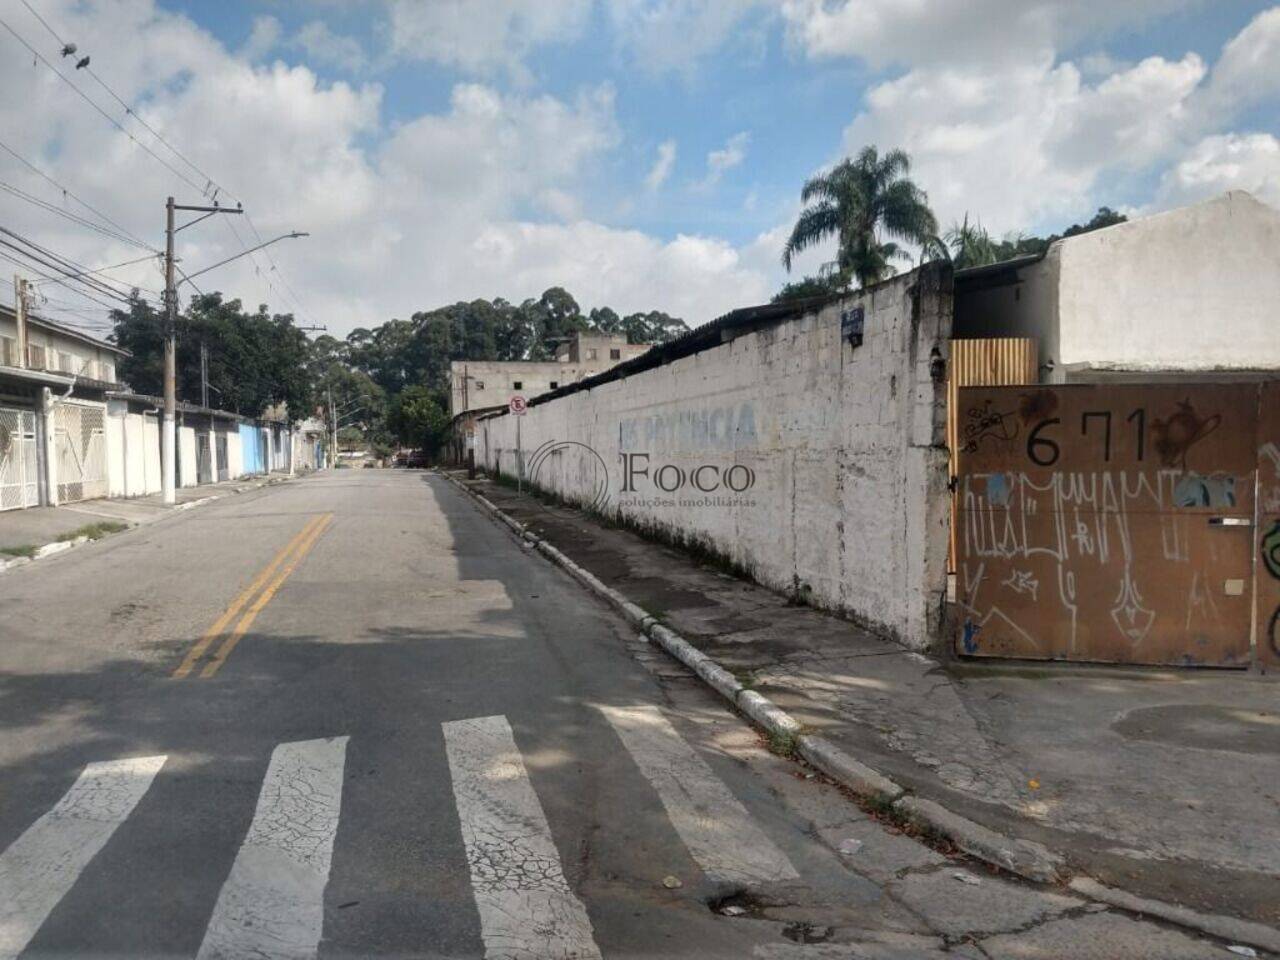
left=227, top=428, right=244, bottom=479
left=478, top=264, right=954, bottom=649
left=179, top=426, right=198, bottom=488
left=1055, top=192, right=1280, bottom=372
left=105, top=401, right=162, bottom=497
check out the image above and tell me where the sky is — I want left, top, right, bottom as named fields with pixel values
left=1, top=0, right=1278, bottom=339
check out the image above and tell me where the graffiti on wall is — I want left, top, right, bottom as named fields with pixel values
left=619, top=402, right=757, bottom=455
left=956, top=385, right=1256, bottom=666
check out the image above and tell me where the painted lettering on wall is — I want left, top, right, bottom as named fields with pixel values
left=619, top=402, right=757, bottom=454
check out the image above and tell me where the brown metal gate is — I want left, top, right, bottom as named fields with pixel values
left=1257, top=381, right=1280, bottom=671
left=954, top=383, right=1263, bottom=666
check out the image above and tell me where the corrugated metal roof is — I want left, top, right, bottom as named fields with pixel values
left=507, top=292, right=839, bottom=413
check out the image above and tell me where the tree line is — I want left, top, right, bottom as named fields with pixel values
left=109, top=286, right=687, bottom=459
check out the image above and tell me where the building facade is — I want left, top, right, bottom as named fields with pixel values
left=0, top=306, right=126, bottom=510
left=449, top=332, right=650, bottom=419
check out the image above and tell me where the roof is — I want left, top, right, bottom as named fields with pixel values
left=0, top=304, right=129, bottom=356
left=474, top=292, right=839, bottom=419
left=0, top=364, right=74, bottom=388
left=953, top=252, right=1046, bottom=292
left=107, top=391, right=249, bottom=421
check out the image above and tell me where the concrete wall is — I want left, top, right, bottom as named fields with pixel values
left=240, top=423, right=263, bottom=474
left=1055, top=192, right=1280, bottom=373
left=955, top=191, right=1280, bottom=379
left=227, top=426, right=244, bottom=479
left=105, top=401, right=161, bottom=497
left=179, top=426, right=198, bottom=488
left=477, top=263, right=954, bottom=649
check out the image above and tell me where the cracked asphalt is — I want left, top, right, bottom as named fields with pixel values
left=0, top=470, right=1254, bottom=958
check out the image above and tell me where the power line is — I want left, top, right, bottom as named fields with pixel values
left=18, top=0, right=228, bottom=202
left=29, top=251, right=162, bottom=295
left=0, top=233, right=139, bottom=307
left=0, top=249, right=124, bottom=312
left=0, top=14, right=205, bottom=194
left=12, top=1, right=317, bottom=325
left=0, top=227, right=147, bottom=302
left=0, top=136, right=156, bottom=250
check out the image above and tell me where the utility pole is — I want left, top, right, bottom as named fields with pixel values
left=161, top=198, right=306, bottom=502
left=12, top=275, right=28, bottom=368
left=328, top=386, right=337, bottom=469
left=199, top=340, right=209, bottom=408
left=163, top=197, right=177, bottom=505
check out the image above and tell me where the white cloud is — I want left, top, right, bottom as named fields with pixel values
left=0, top=0, right=774, bottom=341
left=779, top=0, right=1198, bottom=68
left=645, top=139, right=677, bottom=191
left=702, top=131, right=749, bottom=187
left=606, top=0, right=772, bottom=74
left=241, top=15, right=282, bottom=61
left=830, top=4, right=1280, bottom=238
left=384, top=0, right=592, bottom=79
left=1157, top=133, right=1280, bottom=208
left=293, top=21, right=367, bottom=74
left=1199, top=6, right=1280, bottom=115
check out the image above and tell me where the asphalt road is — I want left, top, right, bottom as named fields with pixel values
left=0, top=471, right=1244, bottom=959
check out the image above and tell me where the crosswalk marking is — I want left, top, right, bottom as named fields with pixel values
left=196, top=737, right=348, bottom=960
left=443, top=715, right=604, bottom=960
left=599, top=704, right=799, bottom=886
left=0, top=755, right=167, bottom=960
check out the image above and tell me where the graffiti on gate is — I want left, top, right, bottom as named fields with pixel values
left=955, top=384, right=1257, bottom=666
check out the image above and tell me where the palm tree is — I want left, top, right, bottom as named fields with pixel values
left=937, top=214, right=1000, bottom=269
left=782, top=146, right=937, bottom=290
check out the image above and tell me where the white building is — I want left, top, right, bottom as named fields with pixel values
left=450, top=331, right=651, bottom=418
left=953, top=191, right=1280, bottom=380
left=0, top=305, right=126, bottom=510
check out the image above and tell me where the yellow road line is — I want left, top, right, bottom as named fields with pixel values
left=171, top=514, right=326, bottom=679
left=200, top=513, right=334, bottom=679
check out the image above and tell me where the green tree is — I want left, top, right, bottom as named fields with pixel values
left=387, top=385, right=451, bottom=458
left=782, top=146, right=937, bottom=290
left=111, top=292, right=314, bottom=419
left=771, top=276, right=835, bottom=304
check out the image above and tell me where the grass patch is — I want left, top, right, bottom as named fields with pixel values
left=56, top=520, right=129, bottom=543
left=766, top=729, right=798, bottom=759
left=0, top=544, right=37, bottom=558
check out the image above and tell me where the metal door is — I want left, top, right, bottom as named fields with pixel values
left=54, top=401, right=107, bottom=503
left=1256, top=381, right=1280, bottom=670
left=954, top=383, right=1258, bottom=666
left=0, top=407, right=39, bottom=510
left=195, top=431, right=212, bottom=484
left=215, top=433, right=229, bottom=481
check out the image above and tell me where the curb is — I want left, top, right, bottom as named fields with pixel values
left=0, top=475, right=288, bottom=576
left=440, top=471, right=1280, bottom=953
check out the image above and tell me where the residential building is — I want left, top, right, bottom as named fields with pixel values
left=0, top=304, right=126, bottom=510
left=449, top=331, right=650, bottom=419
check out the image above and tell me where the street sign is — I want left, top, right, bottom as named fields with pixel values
left=509, top=395, right=528, bottom=416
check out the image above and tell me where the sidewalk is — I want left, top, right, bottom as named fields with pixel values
left=448, top=471, right=1279, bottom=931
left=0, top=473, right=293, bottom=557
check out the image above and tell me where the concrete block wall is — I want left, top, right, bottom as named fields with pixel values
left=477, top=263, right=954, bottom=649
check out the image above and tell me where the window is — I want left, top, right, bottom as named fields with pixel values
left=512, top=380, right=523, bottom=390
left=587, top=349, right=598, bottom=360
left=609, top=348, right=620, bottom=360
left=27, top=344, right=45, bottom=369
left=549, top=380, right=558, bottom=389
left=0, top=336, right=14, bottom=366
left=474, top=380, right=484, bottom=390
left=58, top=352, right=75, bottom=374
left=101, top=361, right=115, bottom=383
